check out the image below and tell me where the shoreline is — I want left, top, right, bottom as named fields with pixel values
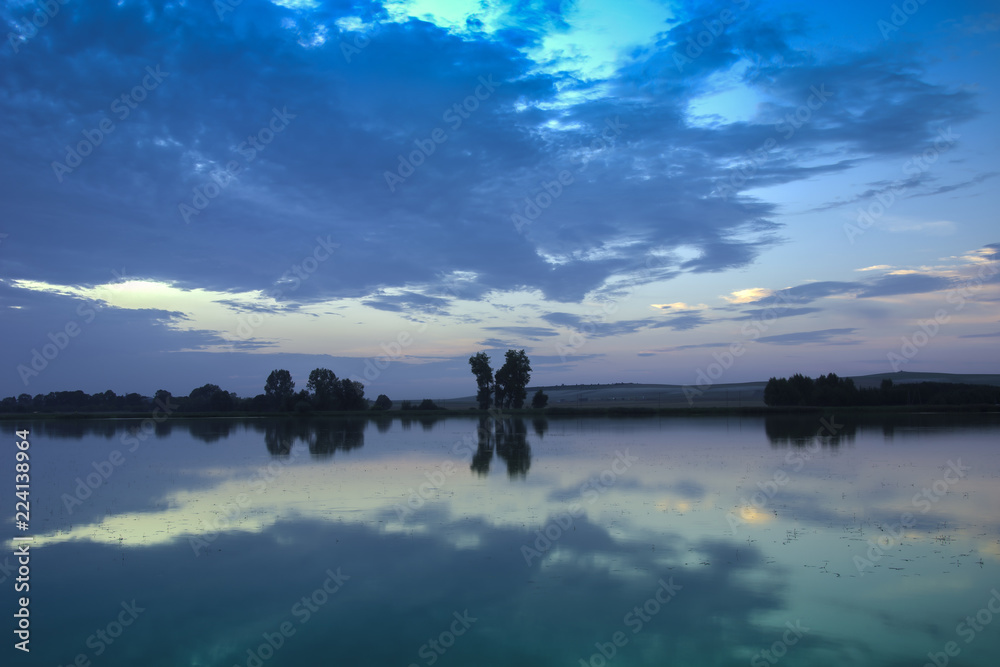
left=2, top=403, right=998, bottom=420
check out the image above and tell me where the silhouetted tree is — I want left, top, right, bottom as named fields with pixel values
left=531, top=389, right=548, bottom=409
left=307, top=368, right=339, bottom=410
left=496, top=349, right=532, bottom=409
left=338, top=379, right=367, bottom=410
left=373, top=394, right=393, bottom=410
left=265, top=369, right=295, bottom=411
left=468, top=351, right=494, bottom=410
left=187, top=383, right=234, bottom=412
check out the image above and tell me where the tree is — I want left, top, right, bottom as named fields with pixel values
left=264, top=369, right=295, bottom=411
left=468, top=352, right=494, bottom=410
left=187, top=383, right=234, bottom=412
left=373, top=394, right=393, bottom=411
left=307, top=368, right=339, bottom=410
left=496, top=349, right=532, bottom=409
left=154, top=389, right=173, bottom=407
left=338, top=379, right=367, bottom=410
left=531, top=389, right=548, bottom=409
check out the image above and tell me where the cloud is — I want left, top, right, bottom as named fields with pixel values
left=541, top=309, right=706, bottom=336
left=958, top=331, right=1000, bottom=339
left=746, top=281, right=861, bottom=305
left=729, top=306, right=821, bottom=321
left=856, top=273, right=953, bottom=298
left=481, top=325, right=559, bottom=340
left=756, top=328, right=857, bottom=346
left=724, top=288, right=773, bottom=304
left=1, top=0, right=980, bottom=312
left=361, top=291, right=451, bottom=316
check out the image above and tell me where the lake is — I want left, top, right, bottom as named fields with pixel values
left=5, top=413, right=1000, bottom=666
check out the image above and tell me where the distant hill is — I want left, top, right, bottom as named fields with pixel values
left=429, top=371, right=1000, bottom=409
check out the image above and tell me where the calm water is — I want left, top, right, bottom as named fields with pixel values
left=4, top=413, right=1000, bottom=667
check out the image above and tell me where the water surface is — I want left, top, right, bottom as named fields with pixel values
left=5, top=413, right=999, bottom=666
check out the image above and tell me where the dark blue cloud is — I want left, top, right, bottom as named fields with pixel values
left=757, top=328, right=857, bottom=346
left=730, top=306, right=822, bottom=320
left=856, top=273, right=953, bottom=298
left=747, top=282, right=861, bottom=305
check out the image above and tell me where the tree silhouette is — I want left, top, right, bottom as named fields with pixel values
left=307, top=368, right=339, bottom=410
left=468, top=351, right=494, bottom=410
left=496, top=349, right=531, bottom=409
left=264, top=369, right=295, bottom=411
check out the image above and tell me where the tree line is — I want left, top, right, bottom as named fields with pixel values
left=764, top=373, right=1000, bottom=407
left=0, top=368, right=392, bottom=414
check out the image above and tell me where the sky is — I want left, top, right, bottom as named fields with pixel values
left=1, top=0, right=998, bottom=400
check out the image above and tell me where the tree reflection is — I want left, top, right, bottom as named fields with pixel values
left=308, top=419, right=366, bottom=458
left=471, top=417, right=494, bottom=476
left=764, top=414, right=856, bottom=447
left=264, top=421, right=296, bottom=456
left=471, top=416, right=532, bottom=479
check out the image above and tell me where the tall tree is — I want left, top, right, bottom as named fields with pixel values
left=495, top=349, right=531, bottom=409
left=468, top=351, right=494, bottom=410
left=307, top=368, right=339, bottom=410
left=338, top=379, right=367, bottom=410
left=264, top=369, right=295, bottom=411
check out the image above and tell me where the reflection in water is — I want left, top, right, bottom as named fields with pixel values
left=765, top=414, right=857, bottom=446
left=308, top=419, right=366, bottom=458
left=253, top=419, right=367, bottom=458
left=263, top=421, right=296, bottom=456
left=471, top=417, right=494, bottom=476
left=494, top=417, right=532, bottom=478
left=187, top=418, right=236, bottom=443
left=373, top=415, right=392, bottom=433
left=9, top=413, right=1000, bottom=667
left=469, top=416, right=533, bottom=478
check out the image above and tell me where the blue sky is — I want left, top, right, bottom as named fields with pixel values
left=1, top=0, right=997, bottom=399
